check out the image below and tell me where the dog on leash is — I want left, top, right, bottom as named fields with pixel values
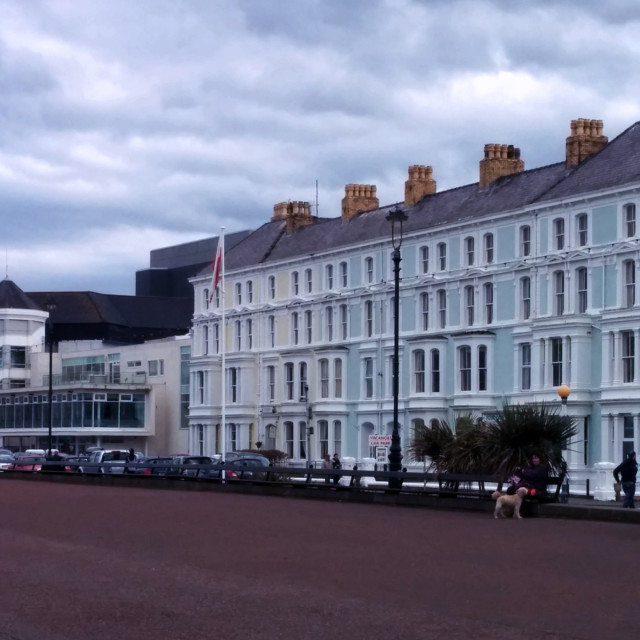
left=491, top=486, right=529, bottom=519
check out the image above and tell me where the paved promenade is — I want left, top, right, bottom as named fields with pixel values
left=0, top=479, right=637, bottom=640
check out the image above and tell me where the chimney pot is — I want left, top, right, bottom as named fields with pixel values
left=404, top=164, right=436, bottom=206
left=341, top=184, right=379, bottom=220
left=566, top=118, right=607, bottom=167
left=479, top=143, right=524, bottom=187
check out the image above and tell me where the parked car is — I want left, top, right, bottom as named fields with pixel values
left=138, top=456, right=179, bottom=476
left=0, top=453, right=15, bottom=471
left=85, top=449, right=132, bottom=474
left=8, top=455, right=45, bottom=472
left=62, top=455, right=90, bottom=473
left=172, top=455, right=219, bottom=478
left=224, top=452, right=271, bottom=480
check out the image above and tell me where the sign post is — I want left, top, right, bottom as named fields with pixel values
left=370, top=435, right=392, bottom=466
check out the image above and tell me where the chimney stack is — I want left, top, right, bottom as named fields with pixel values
left=404, top=165, right=436, bottom=206
left=566, top=118, right=607, bottom=168
left=341, top=184, right=379, bottom=221
left=272, top=201, right=313, bottom=233
left=479, top=144, right=524, bottom=188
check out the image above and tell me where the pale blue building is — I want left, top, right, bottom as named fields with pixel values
left=190, top=118, right=640, bottom=491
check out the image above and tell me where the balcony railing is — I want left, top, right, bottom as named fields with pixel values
left=42, top=372, right=148, bottom=387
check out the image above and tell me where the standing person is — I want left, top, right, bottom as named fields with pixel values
left=124, top=448, right=136, bottom=474
left=614, top=451, right=638, bottom=509
left=321, top=454, right=332, bottom=484
left=332, top=453, right=342, bottom=486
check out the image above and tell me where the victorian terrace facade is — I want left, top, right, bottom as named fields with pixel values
left=190, top=118, right=640, bottom=489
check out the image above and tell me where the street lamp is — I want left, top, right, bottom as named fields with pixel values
left=386, top=205, right=408, bottom=489
left=45, top=298, right=56, bottom=454
left=557, top=384, right=571, bottom=405
left=557, top=384, right=571, bottom=503
left=304, top=384, right=312, bottom=469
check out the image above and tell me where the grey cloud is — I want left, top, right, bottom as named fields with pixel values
left=0, top=0, right=639, bottom=293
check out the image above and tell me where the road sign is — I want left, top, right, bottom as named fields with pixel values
left=369, top=434, right=392, bottom=447
left=376, top=447, right=388, bottom=463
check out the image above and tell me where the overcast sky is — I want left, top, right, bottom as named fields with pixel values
left=1, top=0, right=640, bottom=294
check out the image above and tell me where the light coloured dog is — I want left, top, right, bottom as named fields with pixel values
left=491, top=486, right=529, bottom=519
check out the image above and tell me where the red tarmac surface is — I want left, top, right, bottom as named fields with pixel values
left=0, top=479, right=637, bottom=640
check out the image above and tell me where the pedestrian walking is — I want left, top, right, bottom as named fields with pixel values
left=124, top=448, right=136, bottom=474
left=321, top=454, right=332, bottom=483
left=613, top=451, right=638, bottom=508
left=332, top=453, right=342, bottom=486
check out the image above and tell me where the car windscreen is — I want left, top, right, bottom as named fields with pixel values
left=103, top=452, right=125, bottom=462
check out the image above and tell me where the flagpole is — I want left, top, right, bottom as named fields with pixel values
left=219, top=228, right=226, bottom=471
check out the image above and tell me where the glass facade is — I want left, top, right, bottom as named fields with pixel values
left=0, top=392, right=145, bottom=430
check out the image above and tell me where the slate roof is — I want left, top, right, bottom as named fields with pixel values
left=210, top=120, right=640, bottom=273
left=0, top=279, right=41, bottom=310
left=540, top=121, right=640, bottom=201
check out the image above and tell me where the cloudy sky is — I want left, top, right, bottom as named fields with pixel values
left=1, top=0, right=640, bottom=294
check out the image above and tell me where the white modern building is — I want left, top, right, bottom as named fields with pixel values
left=188, top=118, right=640, bottom=491
left=0, top=280, right=191, bottom=455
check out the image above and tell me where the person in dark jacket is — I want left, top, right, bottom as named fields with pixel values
left=124, top=448, right=136, bottom=474
left=331, top=453, right=342, bottom=485
left=508, top=454, right=549, bottom=496
left=614, top=451, right=638, bottom=508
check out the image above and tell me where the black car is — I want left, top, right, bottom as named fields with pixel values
left=139, top=456, right=180, bottom=477
left=224, top=452, right=271, bottom=480
left=172, top=455, right=219, bottom=478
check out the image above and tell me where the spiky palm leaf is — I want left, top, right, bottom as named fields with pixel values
left=410, top=402, right=577, bottom=477
left=406, top=419, right=454, bottom=471
left=479, top=402, right=577, bottom=476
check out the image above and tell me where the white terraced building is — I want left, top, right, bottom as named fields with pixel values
left=189, top=118, right=640, bottom=494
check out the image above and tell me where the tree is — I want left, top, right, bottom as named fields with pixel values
left=407, top=402, right=577, bottom=477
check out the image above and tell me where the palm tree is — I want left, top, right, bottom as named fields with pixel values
left=406, top=419, right=454, bottom=472
left=479, top=402, right=577, bottom=476
left=408, top=402, right=577, bottom=477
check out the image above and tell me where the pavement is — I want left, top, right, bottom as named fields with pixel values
left=4, top=471, right=639, bottom=523
left=1, top=477, right=640, bottom=640
left=537, top=494, right=640, bottom=523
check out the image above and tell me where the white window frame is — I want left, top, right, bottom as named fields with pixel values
left=484, top=233, right=494, bottom=264
left=437, top=242, right=447, bottom=271
left=520, top=225, right=531, bottom=257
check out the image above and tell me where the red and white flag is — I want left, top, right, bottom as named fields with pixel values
left=209, top=240, right=223, bottom=301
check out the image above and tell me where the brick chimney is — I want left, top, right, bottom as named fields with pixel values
left=566, top=118, right=607, bottom=168
left=341, top=184, right=379, bottom=221
left=404, top=165, right=436, bottom=206
left=272, top=201, right=314, bottom=233
left=479, top=144, right=524, bottom=188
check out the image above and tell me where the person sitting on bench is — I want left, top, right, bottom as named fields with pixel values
left=508, top=454, right=548, bottom=496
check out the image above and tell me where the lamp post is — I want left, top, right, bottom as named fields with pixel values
left=557, top=384, right=571, bottom=502
left=304, top=384, right=312, bottom=469
left=386, top=206, right=408, bottom=489
left=45, top=299, right=56, bottom=454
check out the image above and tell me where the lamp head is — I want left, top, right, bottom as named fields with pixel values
left=386, top=206, right=408, bottom=249
left=557, top=384, right=571, bottom=405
